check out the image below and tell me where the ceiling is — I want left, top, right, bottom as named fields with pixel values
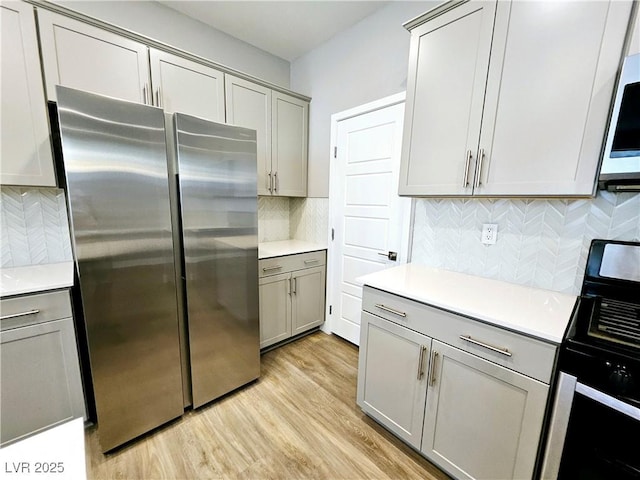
left=158, top=1, right=390, bottom=62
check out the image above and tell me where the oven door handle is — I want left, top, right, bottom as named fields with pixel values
left=575, top=382, right=640, bottom=421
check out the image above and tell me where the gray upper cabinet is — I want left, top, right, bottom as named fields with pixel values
left=272, top=92, right=309, bottom=197
left=150, top=48, right=225, bottom=122
left=1, top=1, right=55, bottom=187
left=38, top=9, right=150, bottom=103
left=225, top=74, right=272, bottom=195
left=400, top=0, right=495, bottom=197
left=399, top=0, right=633, bottom=197
left=226, top=75, right=309, bottom=197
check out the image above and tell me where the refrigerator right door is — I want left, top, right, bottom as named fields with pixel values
left=174, top=113, right=260, bottom=408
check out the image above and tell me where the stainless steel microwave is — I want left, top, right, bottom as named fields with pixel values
left=599, top=53, right=640, bottom=191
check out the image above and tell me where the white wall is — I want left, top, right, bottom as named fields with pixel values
left=290, top=1, right=438, bottom=197
left=51, top=0, right=290, bottom=87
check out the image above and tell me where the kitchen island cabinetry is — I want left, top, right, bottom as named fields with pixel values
left=0, top=290, right=85, bottom=447
left=357, top=265, right=577, bottom=480
left=399, top=0, right=632, bottom=196
left=1, top=1, right=55, bottom=187
left=259, top=250, right=325, bottom=349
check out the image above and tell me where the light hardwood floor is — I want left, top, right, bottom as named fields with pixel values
left=86, top=331, right=450, bottom=479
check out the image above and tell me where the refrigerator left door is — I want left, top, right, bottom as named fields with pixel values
left=56, top=86, right=183, bottom=452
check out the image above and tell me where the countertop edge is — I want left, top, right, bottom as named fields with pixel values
left=359, top=265, right=577, bottom=345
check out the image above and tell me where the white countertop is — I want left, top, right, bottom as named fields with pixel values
left=0, top=262, right=74, bottom=297
left=0, top=418, right=86, bottom=479
left=358, top=264, right=577, bottom=344
left=259, top=239, right=327, bottom=259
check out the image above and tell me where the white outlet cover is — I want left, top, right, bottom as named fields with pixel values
left=482, top=224, right=498, bottom=245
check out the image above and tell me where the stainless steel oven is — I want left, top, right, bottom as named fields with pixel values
left=541, top=239, right=640, bottom=479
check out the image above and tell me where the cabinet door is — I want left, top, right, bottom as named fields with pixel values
left=1, top=318, right=85, bottom=446
left=399, top=1, right=496, bottom=196
left=259, top=272, right=291, bottom=348
left=1, top=2, right=55, bottom=187
left=357, top=312, right=430, bottom=450
left=150, top=49, right=224, bottom=122
left=225, top=75, right=272, bottom=196
left=271, top=92, right=308, bottom=197
left=38, top=9, right=149, bottom=103
left=422, top=340, right=548, bottom=480
left=477, top=0, right=632, bottom=196
left=291, top=265, right=325, bottom=336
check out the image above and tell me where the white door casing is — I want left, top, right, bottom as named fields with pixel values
left=327, top=93, right=412, bottom=345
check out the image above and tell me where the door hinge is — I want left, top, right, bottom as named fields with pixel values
left=329, top=305, right=332, bottom=314
left=334, top=146, right=337, bottom=158
left=331, top=228, right=335, bottom=241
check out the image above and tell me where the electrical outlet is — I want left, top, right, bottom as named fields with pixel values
left=482, top=224, right=498, bottom=245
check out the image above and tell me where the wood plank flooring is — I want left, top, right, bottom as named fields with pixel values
left=85, top=331, right=450, bottom=479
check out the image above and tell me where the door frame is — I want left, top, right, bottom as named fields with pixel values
left=325, top=92, right=415, bottom=337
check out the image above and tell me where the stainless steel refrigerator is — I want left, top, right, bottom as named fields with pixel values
left=56, top=86, right=259, bottom=452
left=171, top=112, right=260, bottom=409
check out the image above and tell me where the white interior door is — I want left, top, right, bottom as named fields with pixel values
left=328, top=94, right=411, bottom=345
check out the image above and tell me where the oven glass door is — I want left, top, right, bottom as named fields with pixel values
left=558, top=385, right=640, bottom=479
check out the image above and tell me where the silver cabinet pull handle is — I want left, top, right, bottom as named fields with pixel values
left=274, top=172, right=279, bottom=193
left=417, top=345, right=427, bottom=380
left=267, top=172, right=272, bottom=193
left=460, top=335, right=512, bottom=357
left=143, top=84, right=148, bottom=105
left=474, top=148, right=484, bottom=188
left=463, top=149, right=472, bottom=187
left=304, top=259, right=319, bottom=265
left=156, top=87, right=163, bottom=108
left=429, top=350, right=439, bottom=386
left=292, top=277, right=297, bottom=295
left=374, top=304, right=406, bottom=318
left=288, top=277, right=292, bottom=296
left=1, top=309, right=40, bottom=321
left=262, top=265, right=282, bottom=272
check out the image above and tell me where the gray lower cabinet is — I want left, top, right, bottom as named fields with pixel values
left=357, top=287, right=554, bottom=480
left=357, top=312, right=430, bottom=449
left=259, top=250, right=326, bottom=349
left=0, top=290, right=85, bottom=446
left=422, top=340, right=548, bottom=480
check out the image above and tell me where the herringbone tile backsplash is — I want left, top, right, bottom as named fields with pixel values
left=3, top=183, right=638, bottom=298
left=410, top=191, right=640, bottom=295
left=1, top=187, right=73, bottom=268
left=258, top=196, right=290, bottom=242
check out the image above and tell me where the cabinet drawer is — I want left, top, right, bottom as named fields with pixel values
left=0, top=290, right=72, bottom=331
left=362, top=287, right=557, bottom=383
left=259, top=250, right=326, bottom=277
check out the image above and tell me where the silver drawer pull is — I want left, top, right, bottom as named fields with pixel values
left=417, top=345, right=427, bottom=380
left=374, top=304, right=407, bottom=318
left=0, top=309, right=40, bottom=321
left=459, top=335, right=512, bottom=357
left=429, top=350, right=439, bottom=386
left=304, top=259, right=319, bottom=265
left=262, top=265, right=282, bottom=272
